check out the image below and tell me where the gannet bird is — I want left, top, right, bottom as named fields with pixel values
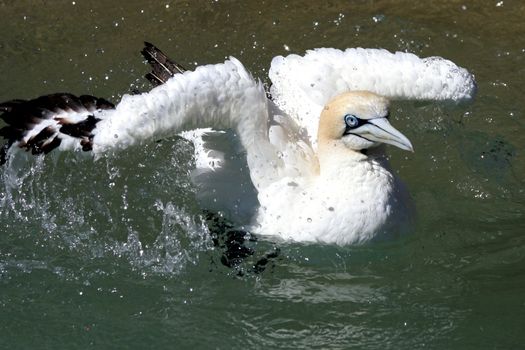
left=0, top=43, right=476, bottom=245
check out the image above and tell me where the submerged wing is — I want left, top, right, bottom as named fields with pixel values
left=269, top=47, right=477, bottom=145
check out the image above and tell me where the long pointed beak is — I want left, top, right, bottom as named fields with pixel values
left=352, top=118, right=414, bottom=152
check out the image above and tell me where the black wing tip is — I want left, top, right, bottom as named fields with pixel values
left=0, top=93, right=113, bottom=165
left=143, top=41, right=157, bottom=50
left=144, top=72, right=164, bottom=87
left=140, top=42, right=161, bottom=61
left=141, top=42, right=187, bottom=87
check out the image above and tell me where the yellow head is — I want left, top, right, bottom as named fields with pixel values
left=318, top=91, right=413, bottom=152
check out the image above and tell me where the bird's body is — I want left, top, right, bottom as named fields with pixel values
left=0, top=44, right=476, bottom=245
left=255, top=147, right=413, bottom=244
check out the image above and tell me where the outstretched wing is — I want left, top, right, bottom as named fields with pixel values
left=269, top=47, right=477, bottom=145
left=0, top=43, right=299, bottom=223
left=0, top=46, right=269, bottom=163
left=0, top=43, right=291, bottom=197
left=90, top=56, right=269, bottom=155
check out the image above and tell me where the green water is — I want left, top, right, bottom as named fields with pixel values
left=1, top=0, right=524, bottom=348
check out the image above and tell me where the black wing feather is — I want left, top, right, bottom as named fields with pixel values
left=141, top=42, right=186, bottom=86
left=0, top=93, right=113, bottom=165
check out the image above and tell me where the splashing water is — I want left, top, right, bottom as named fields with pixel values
left=0, top=137, right=213, bottom=277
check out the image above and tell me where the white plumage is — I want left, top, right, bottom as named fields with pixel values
left=0, top=47, right=476, bottom=244
left=269, top=48, right=476, bottom=146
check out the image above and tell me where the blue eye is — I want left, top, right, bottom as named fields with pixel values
left=344, top=114, right=359, bottom=128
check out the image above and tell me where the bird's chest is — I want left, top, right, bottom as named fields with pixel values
left=308, top=164, right=399, bottom=242
left=257, top=160, right=410, bottom=244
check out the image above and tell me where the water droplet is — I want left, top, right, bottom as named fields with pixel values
left=372, top=14, right=385, bottom=23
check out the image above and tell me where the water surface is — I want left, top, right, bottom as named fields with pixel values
left=1, top=1, right=524, bottom=348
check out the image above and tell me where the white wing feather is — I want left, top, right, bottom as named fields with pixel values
left=93, top=58, right=268, bottom=154
left=3, top=48, right=475, bottom=197
left=91, top=58, right=313, bottom=191
left=269, top=47, right=477, bottom=144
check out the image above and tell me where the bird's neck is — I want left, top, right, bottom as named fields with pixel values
left=317, top=141, right=390, bottom=176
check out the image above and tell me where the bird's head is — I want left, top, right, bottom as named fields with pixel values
left=317, top=91, right=413, bottom=153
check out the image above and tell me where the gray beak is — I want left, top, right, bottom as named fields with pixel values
left=352, top=118, right=414, bottom=152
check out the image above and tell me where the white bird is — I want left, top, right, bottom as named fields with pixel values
left=0, top=43, right=476, bottom=245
